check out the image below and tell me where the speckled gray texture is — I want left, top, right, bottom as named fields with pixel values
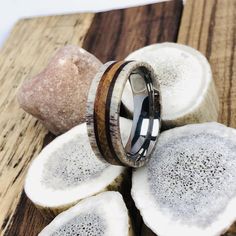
left=153, top=58, right=188, bottom=87
left=148, top=133, right=236, bottom=227
left=17, top=45, right=102, bottom=135
left=42, top=133, right=108, bottom=190
left=51, top=212, right=106, bottom=236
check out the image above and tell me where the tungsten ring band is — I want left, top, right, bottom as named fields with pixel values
left=86, top=61, right=161, bottom=168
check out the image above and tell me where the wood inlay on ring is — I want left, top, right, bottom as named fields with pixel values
left=94, top=61, right=125, bottom=165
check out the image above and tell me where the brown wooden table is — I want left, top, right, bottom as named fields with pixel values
left=0, top=0, right=235, bottom=235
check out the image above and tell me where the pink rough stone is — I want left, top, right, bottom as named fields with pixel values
left=17, top=45, right=102, bottom=135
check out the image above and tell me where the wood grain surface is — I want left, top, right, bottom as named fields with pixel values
left=83, top=0, right=182, bottom=62
left=0, top=13, right=94, bottom=236
left=0, top=1, right=183, bottom=235
left=178, top=0, right=236, bottom=128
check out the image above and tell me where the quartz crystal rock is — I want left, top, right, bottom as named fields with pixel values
left=17, top=45, right=102, bottom=135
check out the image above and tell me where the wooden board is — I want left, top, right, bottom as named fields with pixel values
left=178, top=0, right=236, bottom=129
left=0, top=1, right=183, bottom=235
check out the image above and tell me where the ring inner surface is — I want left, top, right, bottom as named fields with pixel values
left=124, top=66, right=160, bottom=162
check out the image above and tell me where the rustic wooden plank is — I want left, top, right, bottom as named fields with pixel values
left=3, top=193, right=49, bottom=236
left=0, top=13, right=95, bottom=235
left=178, top=0, right=236, bottom=128
left=1, top=1, right=183, bottom=235
left=83, top=0, right=183, bottom=62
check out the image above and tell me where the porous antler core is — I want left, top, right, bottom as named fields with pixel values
left=148, top=133, right=236, bottom=227
left=51, top=212, right=106, bottom=236
left=42, top=137, right=108, bottom=190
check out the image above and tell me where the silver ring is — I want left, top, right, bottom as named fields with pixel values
left=86, top=61, right=161, bottom=167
